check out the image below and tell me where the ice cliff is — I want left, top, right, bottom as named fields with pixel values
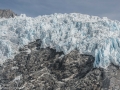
left=0, top=13, right=120, bottom=68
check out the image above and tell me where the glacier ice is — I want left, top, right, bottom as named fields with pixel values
left=0, top=13, right=120, bottom=68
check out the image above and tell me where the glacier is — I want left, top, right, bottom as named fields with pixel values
left=0, top=13, right=120, bottom=68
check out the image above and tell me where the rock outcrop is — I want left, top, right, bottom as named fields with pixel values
left=0, top=9, right=17, bottom=18
left=0, top=39, right=120, bottom=90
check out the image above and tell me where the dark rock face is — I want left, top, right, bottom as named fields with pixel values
left=0, top=9, right=17, bottom=18
left=102, top=65, right=120, bottom=90
left=0, top=40, right=120, bottom=90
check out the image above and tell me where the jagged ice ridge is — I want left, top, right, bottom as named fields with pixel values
left=0, top=13, right=120, bottom=68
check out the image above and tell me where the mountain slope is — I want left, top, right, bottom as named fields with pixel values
left=1, top=40, right=120, bottom=90
left=1, top=11, right=120, bottom=90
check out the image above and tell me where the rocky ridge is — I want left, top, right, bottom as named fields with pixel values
left=0, top=9, right=17, bottom=18
left=0, top=39, right=120, bottom=90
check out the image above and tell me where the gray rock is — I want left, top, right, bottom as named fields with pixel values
left=0, top=9, right=17, bottom=18
left=101, top=65, right=120, bottom=90
left=0, top=40, right=120, bottom=90
left=0, top=40, right=101, bottom=90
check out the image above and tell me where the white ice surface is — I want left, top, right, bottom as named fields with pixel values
left=0, top=13, right=120, bottom=68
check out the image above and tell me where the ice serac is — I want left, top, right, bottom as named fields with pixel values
left=0, top=13, right=120, bottom=68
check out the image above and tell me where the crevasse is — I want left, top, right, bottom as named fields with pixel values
left=0, top=13, right=120, bottom=68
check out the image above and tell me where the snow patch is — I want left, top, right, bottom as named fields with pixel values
left=13, top=75, right=22, bottom=81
